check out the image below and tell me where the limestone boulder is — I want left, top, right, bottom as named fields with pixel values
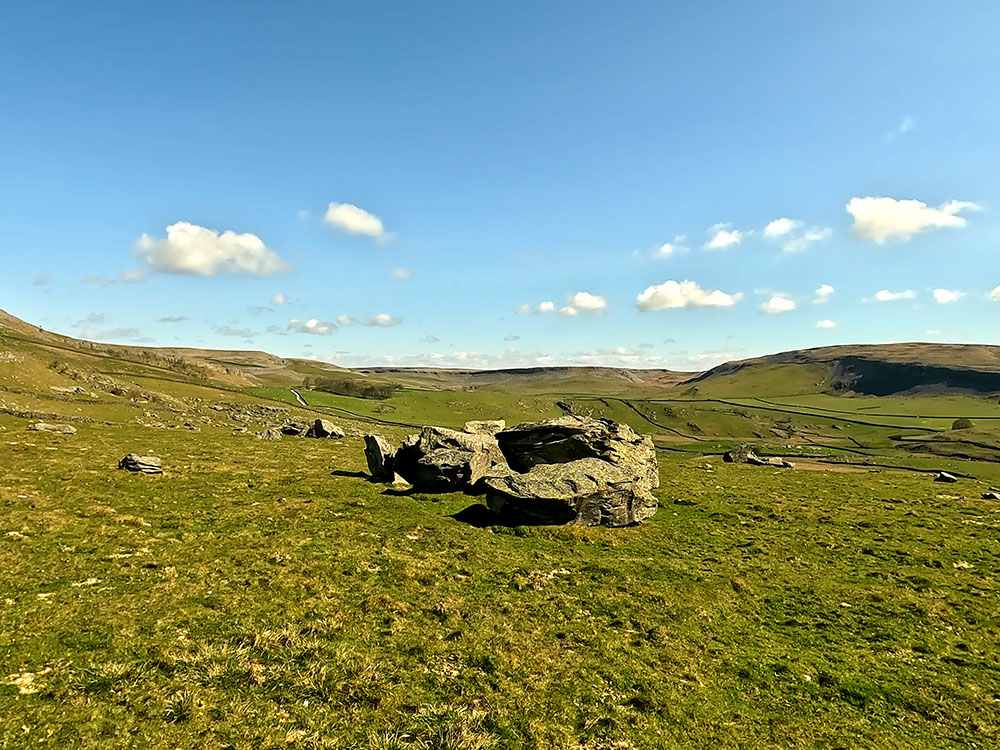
left=118, top=454, right=163, bottom=474
left=305, top=419, right=344, bottom=439
left=393, top=426, right=506, bottom=491
left=484, top=457, right=658, bottom=527
left=28, top=422, right=76, bottom=435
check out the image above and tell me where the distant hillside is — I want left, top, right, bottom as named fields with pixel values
left=688, top=343, right=1000, bottom=397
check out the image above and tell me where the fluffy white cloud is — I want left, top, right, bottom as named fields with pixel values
left=763, top=218, right=801, bottom=238
left=272, top=293, right=287, bottom=305
left=336, top=314, right=356, bottom=326
left=323, top=202, right=387, bottom=239
left=933, top=288, right=964, bottom=304
left=704, top=223, right=743, bottom=250
left=364, top=314, right=401, bottom=327
left=816, top=319, right=837, bottom=329
left=636, top=280, right=743, bottom=311
left=847, top=197, right=979, bottom=244
left=656, top=236, right=688, bottom=258
left=875, top=289, right=916, bottom=302
left=538, top=301, right=555, bottom=313
left=390, top=267, right=413, bottom=279
left=135, top=221, right=287, bottom=276
left=558, top=306, right=579, bottom=316
left=567, top=292, right=608, bottom=312
left=813, top=284, right=834, bottom=303
left=760, top=295, right=796, bottom=314
left=288, top=319, right=335, bottom=335
left=990, top=286, right=1000, bottom=302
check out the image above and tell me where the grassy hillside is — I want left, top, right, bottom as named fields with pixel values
left=4, top=309, right=1000, bottom=746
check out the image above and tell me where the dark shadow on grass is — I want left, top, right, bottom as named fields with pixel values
left=331, top=470, right=376, bottom=482
left=450, top=503, right=502, bottom=527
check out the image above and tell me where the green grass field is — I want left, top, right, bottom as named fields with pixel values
left=4, top=323, right=1000, bottom=747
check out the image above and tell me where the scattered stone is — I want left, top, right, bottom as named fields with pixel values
left=464, top=419, right=506, bottom=436
left=28, top=422, right=76, bottom=435
left=364, top=434, right=397, bottom=481
left=305, top=419, right=345, bottom=439
left=50, top=385, right=84, bottom=395
left=981, top=491, right=1000, bottom=500
left=484, top=457, right=658, bottom=527
left=232, top=427, right=248, bottom=434
left=255, top=429, right=282, bottom=441
left=118, top=454, right=163, bottom=474
left=281, top=422, right=310, bottom=437
left=496, top=416, right=659, bottom=494
left=934, top=471, right=958, bottom=483
left=394, top=426, right=506, bottom=491
left=723, top=445, right=792, bottom=468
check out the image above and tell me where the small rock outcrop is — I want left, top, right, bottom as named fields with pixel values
left=118, top=454, right=163, bottom=474
left=464, top=420, right=506, bottom=436
left=255, top=429, right=282, bottom=441
left=723, top=445, right=793, bottom=468
left=28, top=422, right=76, bottom=435
left=364, top=434, right=397, bottom=481
left=484, top=457, right=658, bottom=527
left=305, top=419, right=345, bottom=439
left=393, top=426, right=506, bottom=491
left=281, top=422, right=309, bottom=437
left=934, top=471, right=958, bottom=483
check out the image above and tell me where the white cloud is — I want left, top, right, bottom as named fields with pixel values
left=656, top=236, right=688, bottom=258
left=567, top=292, right=608, bottom=312
left=813, top=284, right=834, bottom=303
left=420, top=335, right=440, bottom=343
left=83, top=269, right=150, bottom=286
left=636, top=280, right=743, bottom=311
left=816, top=319, right=837, bottom=329
left=875, top=289, right=916, bottom=302
left=704, top=223, right=743, bottom=250
left=364, top=314, right=401, bottom=327
left=847, top=197, right=979, bottom=244
left=288, top=319, right=335, bottom=335
left=272, top=293, right=287, bottom=306
left=558, top=306, right=579, bottom=316
left=990, top=286, right=1000, bottom=302
left=323, top=202, right=387, bottom=239
left=763, top=218, right=801, bottom=238
left=515, top=304, right=532, bottom=315
left=884, top=116, right=915, bottom=142
left=135, top=221, right=287, bottom=276
left=763, top=218, right=832, bottom=253
left=933, top=288, right=964, bottom=304
left=760, top=295, right=796, bottom=315
left=390, top=267, right=413, bottom=279
left=336, top=314, right=356, bottom=326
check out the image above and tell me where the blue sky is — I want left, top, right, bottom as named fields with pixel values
left=3, top=1, right=999, bottom=370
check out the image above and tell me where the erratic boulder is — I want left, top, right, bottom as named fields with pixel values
left=484, top=458, right=658, bottom=527
left=306, top=419, right=344, bottom=439
left=118, top=454, right=163, bottom=474
left=28, top=422, right=76, bottom=435
left=393, top=426, right=506, bottom=491
left=496, top=416, right=658, bottom=494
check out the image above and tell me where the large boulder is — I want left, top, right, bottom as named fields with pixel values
left=364, top=434, right=397, bottom=481
left=281, top=422, right=310, bottom=437
left=118, top=454, right=163, bottom=474
left=28, top=422, right=76, bottom=435
left=484, top=458, right=658, bottom=527
left=496, top=416, right=658, bottom=494
left=393, top=426, right=506, bottom=491
left=255, top=429, right=282, bottom=441
left=306, top=419, right=344, bottom=439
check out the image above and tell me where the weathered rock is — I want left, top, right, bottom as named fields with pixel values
left=28, top=422, right=76, bottom=435
left=281, top=422, right=309, bottom=437
left=723, top=446, right=792, bottom=468
left=981, top=491, right=1000, bottom=500
left=723, top=445, right=757, bottom=464
left=364, top=434, right=397, bottom=481
left=496, top=416, right=658, bottom=493
left=464, top=419, right=506, bottom=436
left=393, top=426, right=506, bottom=491
left=484, top=458, right=657, bottom=527
left=255, top=429, right=282, bottom=441
left=306, top=419, right=344, bottom=439
left=934, top=471, right=958, bottom=483
left=118, top=454, right=163, bottom=474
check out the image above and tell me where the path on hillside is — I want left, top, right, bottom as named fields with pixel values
left=290, top=388, right=307, bottom=406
